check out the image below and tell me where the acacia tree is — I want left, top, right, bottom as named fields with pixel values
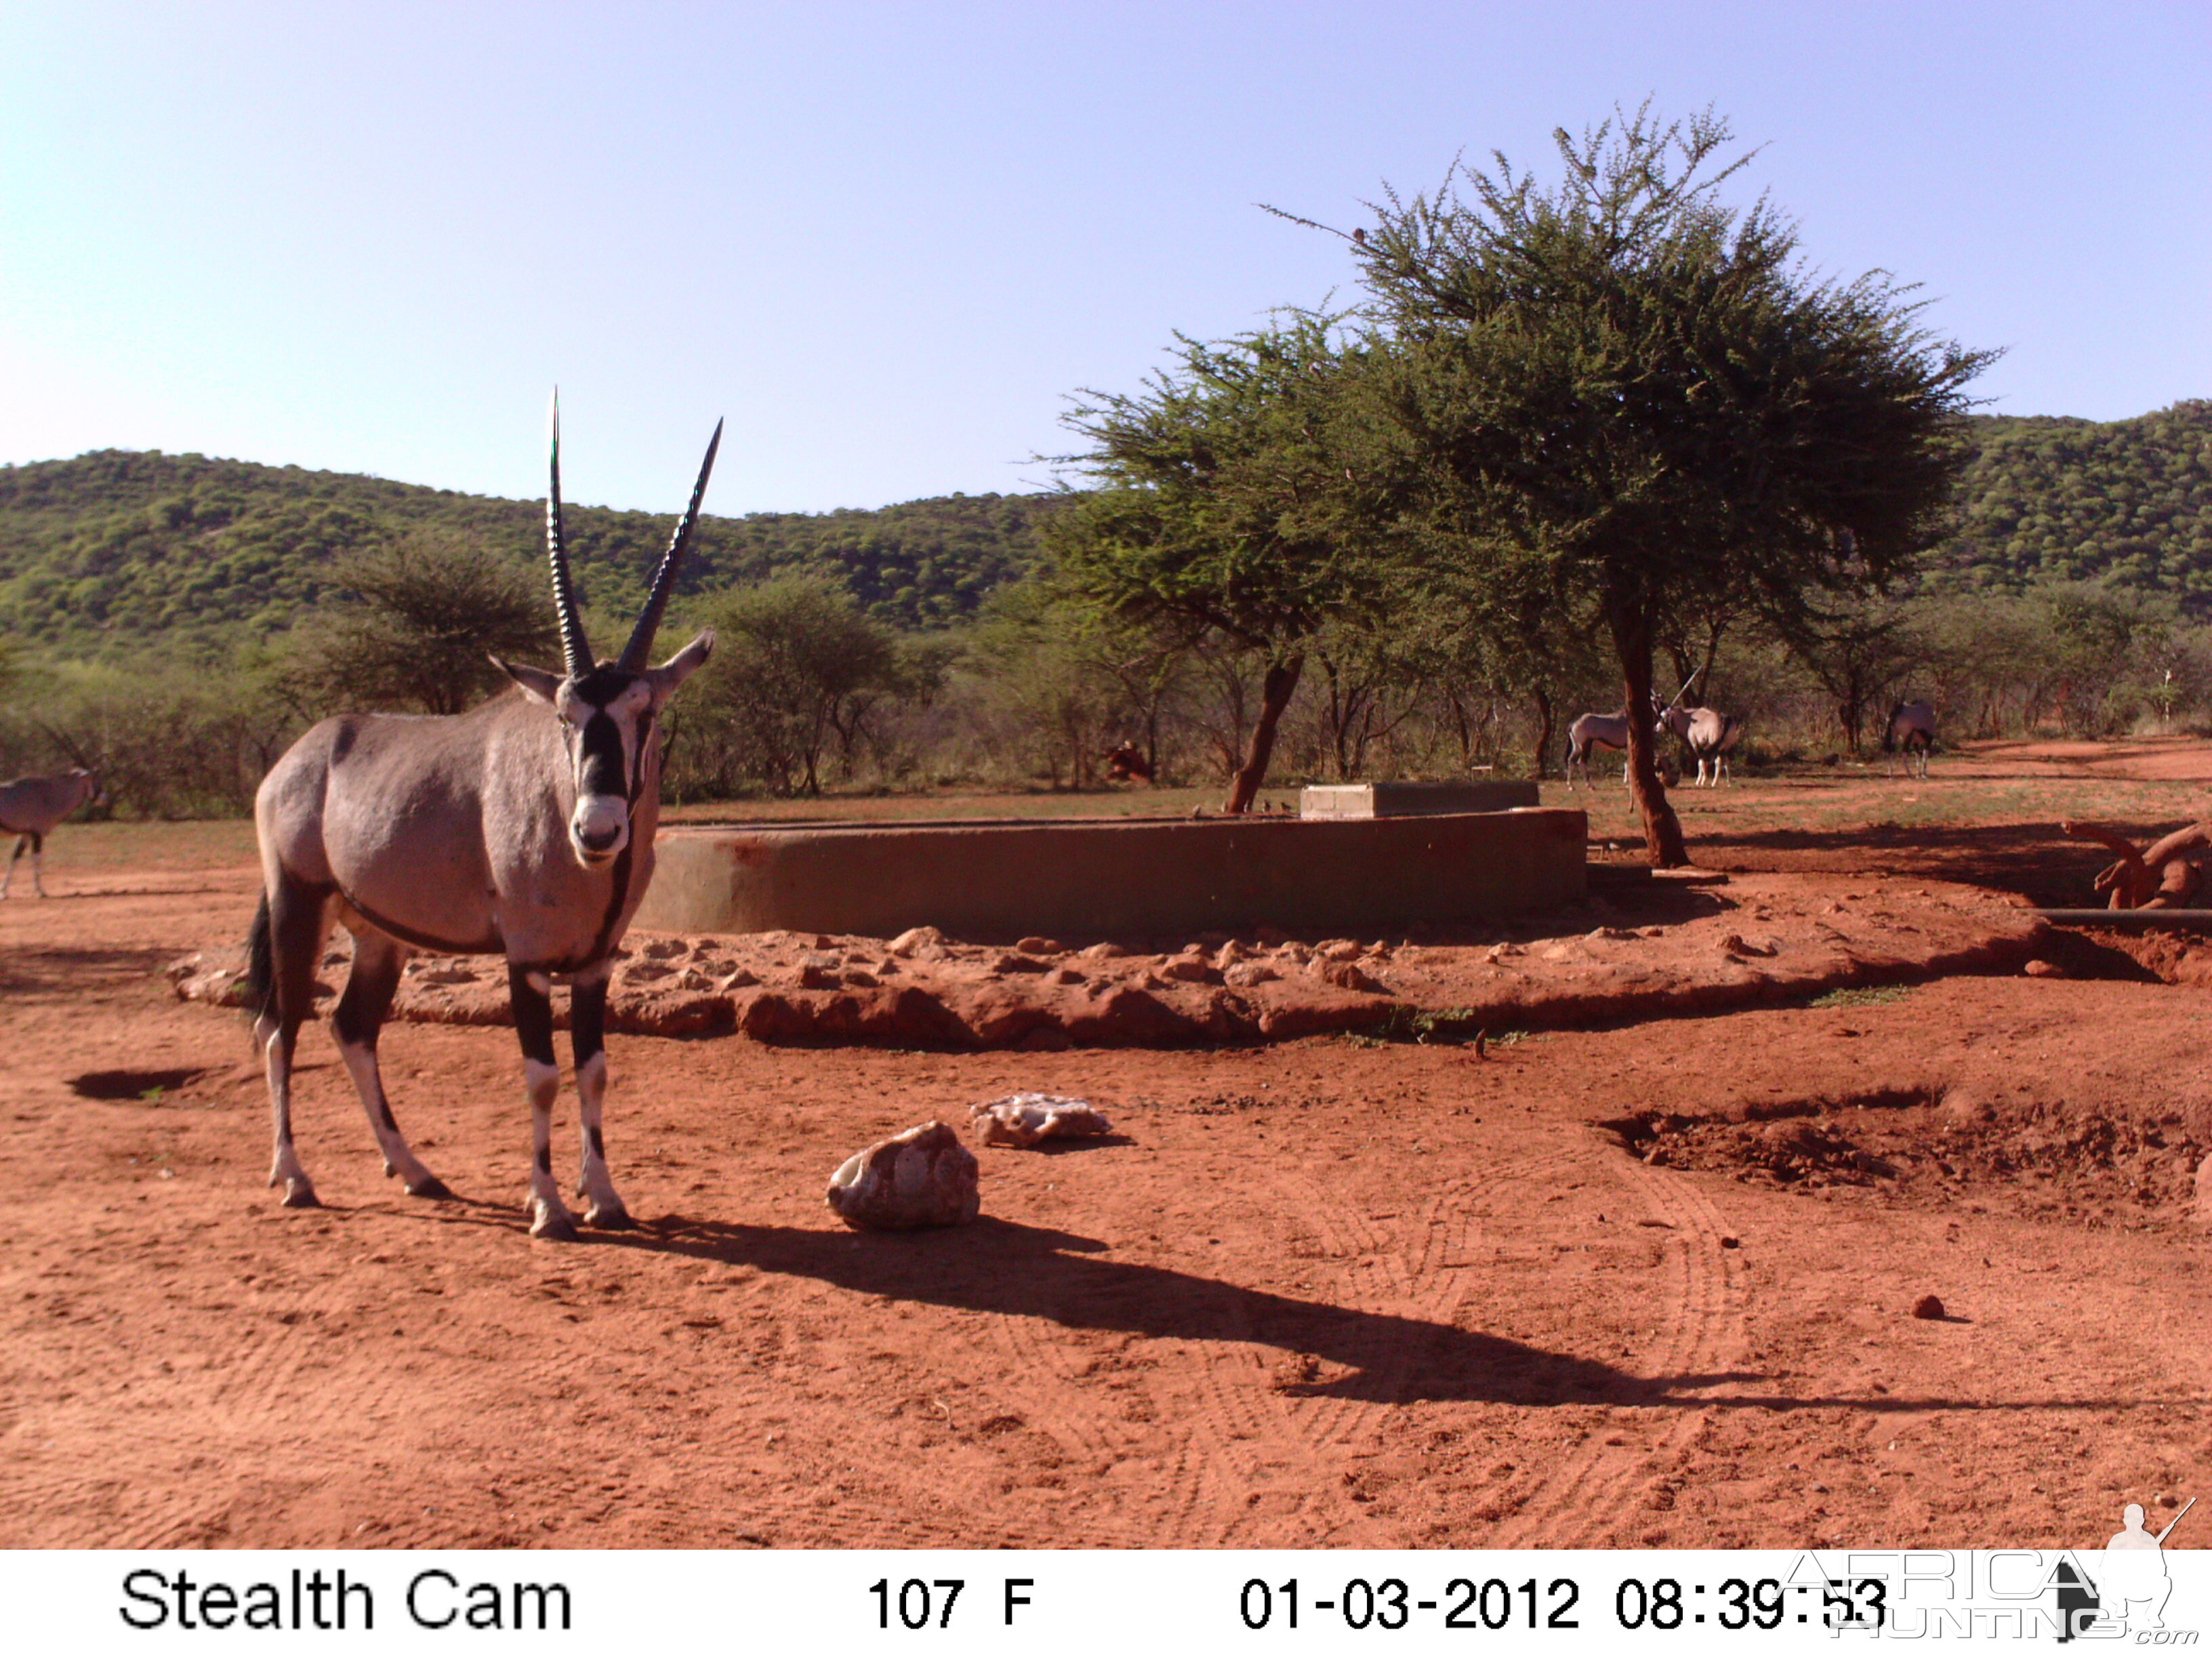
left=687, top=574, right=899, bottom=796
left=1047, top=319, right=1395, bottom=812
left=276, top=529, right=558, bottom=716
left=1331, top=104, right=1993, bottom=863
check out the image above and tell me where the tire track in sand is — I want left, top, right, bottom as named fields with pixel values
left=1488, top=1143, right=1747, bottom=1547
left=1162, top=1147, right=1579, bottom=1546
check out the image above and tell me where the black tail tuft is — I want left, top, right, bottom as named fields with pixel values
left=243, top=891, right=276, bottom=1028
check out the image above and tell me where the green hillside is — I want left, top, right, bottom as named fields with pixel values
left=0, top=449, right=1058, bottom=658
left=3, top=398, right=2209, bottom=661
left=1934, top=400, right=2212, bottom=602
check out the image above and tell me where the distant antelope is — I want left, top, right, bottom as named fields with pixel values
left=1883, top=699, right=1936, bottom=778
left=1563, top=699, right=1664, bottom=790
left=244, top=401, right=719, bottom=1238
left=1660, top=703, right=1747, bottom=787
left=0, top=767, right=102, bottom=897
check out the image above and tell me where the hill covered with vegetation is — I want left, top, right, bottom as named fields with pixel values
left=3, top=399, right=2208, bottom=663
left=0, top=449, right=1059, bottom=659
left=1933, top=399, right=2212, bottom=602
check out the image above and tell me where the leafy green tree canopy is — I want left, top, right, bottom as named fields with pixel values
left=1329, top=102, right=1996, bottom=861
left=1048, top=318, right=1395, bottom=810
left=276, top=529, right=558, bottom=716
left=687, top=575, right=901, bottom=797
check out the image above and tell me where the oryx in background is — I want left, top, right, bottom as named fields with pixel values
left=1563, top=700, right=1664, bottom=790
left=1656, top=665, right=1746, bottom=787
left=1883, top=699, right=1936, bottom=778
left=0, top=767, right=102, bottom=897
left=245, top=401, right=720, bottom=1239
left=1660, top=702, right=1747, bottom=786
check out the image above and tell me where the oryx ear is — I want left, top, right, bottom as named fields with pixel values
left=493, top=655, right=565, bottom=706
left=648, top=629, right=714, bottom=696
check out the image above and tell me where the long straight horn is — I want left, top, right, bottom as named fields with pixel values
left=619, top=417, right=722, bottom=670
left=546, top=391, right=593, bottom=677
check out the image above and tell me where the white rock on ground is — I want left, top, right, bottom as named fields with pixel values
left=970, top=1093, right=1113, bottom=1149
left=825, top=1122, right=981, bottom=1231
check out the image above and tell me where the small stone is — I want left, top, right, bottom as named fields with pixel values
left=2023, top=959, right=2065, bottom=979
left=1321, top=961, right=1388, bottom=994
left=1720, top=1235, right=1740, bottom=1249
left=1160, top=954, right=1221, bottom=984
left=888, top=926, right=947, bottom=957
left=1015, top=936, right=1062, bottom=956
left=1910, top=1294, right=1946, bottom=1320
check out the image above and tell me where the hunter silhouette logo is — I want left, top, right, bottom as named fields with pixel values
left=2057, top=1496, right=2196, bottom=1641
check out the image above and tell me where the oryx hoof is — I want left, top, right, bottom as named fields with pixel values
left=529, top=1204, right=579, bottom=1242
left=584, top=1199, right=634, bottom=1231
left=281, top=1177, right=321, bottom=1209
left=405, top=1174, right=453, bottom=1200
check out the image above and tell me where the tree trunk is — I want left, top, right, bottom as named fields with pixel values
left=1532, top=685, right=1555, bottom=782
left=1224, top=655, right=1303, bottom=814
left=1609, top=610, right=1689, bottom=867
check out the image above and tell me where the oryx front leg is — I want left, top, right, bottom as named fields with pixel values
left=568, top=970, right=632, bottom=1229
left=510, top=966, right=578, bottom=1242
left=333, top=931, right=448, bottom=1199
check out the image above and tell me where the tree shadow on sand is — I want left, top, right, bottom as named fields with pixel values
left=1702, top=819, right=2165, bottom=908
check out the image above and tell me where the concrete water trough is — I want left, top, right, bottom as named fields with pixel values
left=634, top=798, right=1585, bottom=941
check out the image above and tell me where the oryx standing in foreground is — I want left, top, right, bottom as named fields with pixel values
left=0, top=767, right=102, bottom=897
left=1883, top=699, right=1936, bottom=778
left=245, top=404, right=718, bottom=1238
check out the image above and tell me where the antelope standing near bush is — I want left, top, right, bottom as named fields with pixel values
left=0, top=767, right=102, bottom=897
left=1660, top=701, right=1747, bottom=786
left=1883, top=699, right=1936, bottom=777
left=244, top=403, right=719, bottom=1238
left=1563, top=701, right=1665, bottom=790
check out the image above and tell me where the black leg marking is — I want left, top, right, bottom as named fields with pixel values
left=535, top=1143, right=552, bottom=1174
left=570, top=974, right=608, bottom=1069
left=587, top=1124, right=605, bottom=1161
left=510, top=964, right=557, bottom=1067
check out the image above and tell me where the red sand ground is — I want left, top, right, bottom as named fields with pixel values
left=3, top=747, right=2208, bottom=1550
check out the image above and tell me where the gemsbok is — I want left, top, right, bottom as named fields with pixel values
left=1660, top=701, right=1748, bottom=787
left=1563, top=700, right=1666, bottom=790
left=0, top=767, right=102, bottom=897
left=244, top=401, right=719, bottom=1239
left=1883, top=699, right=1936, bottom=778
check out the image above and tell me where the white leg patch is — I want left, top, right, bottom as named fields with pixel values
left=336, top=1037, right=439, bottom=1191
left=523, top=1060, right=575, bottom=1240
left=573, top=1051, right=630, bottom=1227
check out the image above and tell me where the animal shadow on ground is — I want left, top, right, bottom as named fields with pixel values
left=68, top=1066, right=212, bottom=1100
left=616, top=1213, right=1732, bottom=1408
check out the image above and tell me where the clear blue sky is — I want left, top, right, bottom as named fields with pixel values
left=3, top=1, right=2206, bottom=515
